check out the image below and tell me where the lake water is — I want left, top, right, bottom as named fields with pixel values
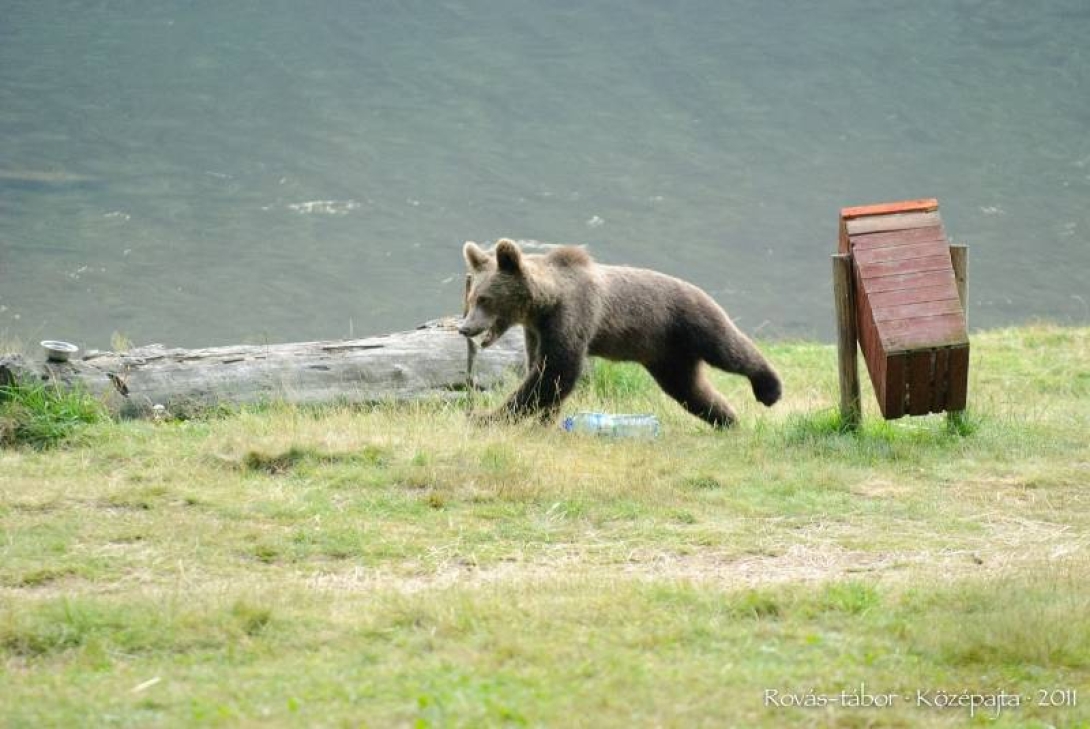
left=2, top=1, right=1088, bottom=349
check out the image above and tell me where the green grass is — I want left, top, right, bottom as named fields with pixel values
left=1, top=324, right=1089, bottom=727
left=0, top=381, right=108, bottom=449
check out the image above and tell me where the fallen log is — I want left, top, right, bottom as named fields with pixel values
left=0, top=318, right=525, bottom=418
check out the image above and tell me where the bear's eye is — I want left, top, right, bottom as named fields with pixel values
left=476, top=294, right=491, bottom=307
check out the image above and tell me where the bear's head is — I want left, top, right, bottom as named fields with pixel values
left=459, top=239, right=534, bottom=347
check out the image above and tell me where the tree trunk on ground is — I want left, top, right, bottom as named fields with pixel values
left=0, top=319, right=524, bottom=418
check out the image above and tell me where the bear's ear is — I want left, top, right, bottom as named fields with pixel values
left=463, top=241, right=490, bottom=272
left=495, top=238, right=522, bottom=274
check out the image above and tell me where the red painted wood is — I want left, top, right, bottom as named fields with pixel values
left=840, top=198, right=939, bottom=219
left=864, top=269, right=956, bottom=294
left=872, top=297, right=964, bottom=324
left=883, top=353, right=907, bottom=418
left=852, top=239, right=950, bottom=265
left=930, top=348, right=950, bottom=412
left=849, top=224, right=946, bottom=250
left=867, top=283, right=960, bottom=309
left=839, top=199, right=969, bottom=419
left=853, top=266, right=887, bottom=411
left=907, top=350, right=935, bottom=416
left=881, top=313, right=968, bottom=352
left=946, top=345, right=970, bottom=409
left=857, top=254, right=954, bottom=280
left=845, top=211, right=942, bottom=237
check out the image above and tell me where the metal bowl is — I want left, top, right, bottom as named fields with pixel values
left=41, top=340, right=79, bottom=362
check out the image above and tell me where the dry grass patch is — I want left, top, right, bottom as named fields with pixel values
left=1, top=325, right=1088, bottom=726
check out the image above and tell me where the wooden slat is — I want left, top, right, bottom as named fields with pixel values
left=872, top=297, right=964, bottom=324
left=879, top=312, right=967, bottom=343
left=907, top=349, right=935, bottom=416
left=852, top=239, right=950, bottom=265
left=882, top=353, right=907, bottom=418
left=946, top=345, right=970, bottom=410
left=854, top=273, right=875, bottom=364
left=881, top=314, right=968, bottom=352
left=854, top=266, right=887, bottom=411
left=863, top=281, right=959, bottom=309
left=930, top=348, right=950, bottom=413
left=860, top=325, right=884, bottom=397
left=849, top=224, right=947, bottom=250
left=867, top=283, right=961, bottom=309
left=857, top=314, right=881, bottom=386
left=857, top=254, right=953, bottom=280
left=845, top=211, right=941, bottom=237
left=863, top=269, right=956, bottom=294
left=840, top=198, right=938, bottom=220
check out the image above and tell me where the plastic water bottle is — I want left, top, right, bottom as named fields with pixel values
left=562, top=412, right=661, bottom=439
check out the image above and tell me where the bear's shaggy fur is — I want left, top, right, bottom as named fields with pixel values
left=459, top=239, right=782, bottom=427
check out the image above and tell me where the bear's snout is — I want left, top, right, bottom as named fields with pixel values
left=458, top=321, right=483, bottom=338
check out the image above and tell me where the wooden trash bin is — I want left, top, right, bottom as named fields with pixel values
left=834, top=198, right=969, bottom=421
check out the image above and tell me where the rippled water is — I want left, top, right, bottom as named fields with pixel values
left=2, top=1, right=1087, bottom=348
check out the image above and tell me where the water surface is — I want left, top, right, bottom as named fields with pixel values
left=2, top=1, right=1087, bottom=348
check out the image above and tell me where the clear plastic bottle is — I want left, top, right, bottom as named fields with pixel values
left=562, top=412, right=661, bottom=439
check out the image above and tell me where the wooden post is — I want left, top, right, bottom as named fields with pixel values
left=949, top=244, right=968, bottom=326
left=947, top=244, right=968, bottom=427
left=832, top=253, right=861, bottom=430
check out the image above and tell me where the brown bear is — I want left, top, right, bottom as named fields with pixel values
left=459, top=239, right=782, bottom=427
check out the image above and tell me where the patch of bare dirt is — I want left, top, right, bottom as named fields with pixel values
left=304, top=528, right=1087, bottom=595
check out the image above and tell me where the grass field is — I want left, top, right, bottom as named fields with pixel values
left=2, top=325, right=1088, bottom=727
